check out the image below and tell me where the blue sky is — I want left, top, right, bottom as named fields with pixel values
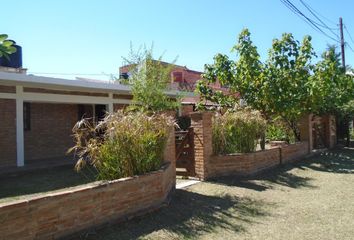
left=2, top=0, right=354, bottom=80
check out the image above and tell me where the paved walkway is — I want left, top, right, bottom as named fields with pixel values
left=176, top=179, right=200, bottom=189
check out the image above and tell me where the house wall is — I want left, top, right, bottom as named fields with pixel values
left=119, top=63, right=203, bottom=87
left=171, top=66, right=202, bottom=84
left=0, top=99, right=17, bottom=167
left=24, top=103, right=79, bottom=162
left=113, top=103, right=128, bottom=111
left=0, top=100, right=129, bottom=167
left=0, top=85, right=16, bottom=93
left=23, top=87, right=109, bottom=97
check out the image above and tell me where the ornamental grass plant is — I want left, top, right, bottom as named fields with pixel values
left=213, top=108, right=266, bottom=154
left=68, top=110, right=174, bottom=180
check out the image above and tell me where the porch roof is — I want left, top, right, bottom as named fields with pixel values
left=0, top=71, right=183, bottom=97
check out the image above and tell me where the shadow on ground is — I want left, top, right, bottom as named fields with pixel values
left=212, top=164, right=316, bottom=192
left=304, top=147, right=354, bottom=174
left=212, top=147, right=354, bottom=192
left=79, top=189, right=271, bottom=240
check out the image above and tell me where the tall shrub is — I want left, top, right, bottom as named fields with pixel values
left=213, top=108, right=266, bottom=154
left=68, top=111, right=174, bottom=180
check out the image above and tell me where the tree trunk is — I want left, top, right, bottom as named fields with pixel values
left=260, top=133, right=266, bottom=150
left=346, top=121, right=350, bottom=147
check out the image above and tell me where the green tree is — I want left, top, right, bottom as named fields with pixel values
left=311, top=46, right=354, bottom=115
left=120, top=44, right=180, bottom=112
left=196, top=29, right=265, bottom=113
left=311, top=46, right=354, bottom=146
left=197, top=29, right=316, bottom=140
left=0, top=34, right=16, bottom=59
left=264, top=33, right=316, bottom=139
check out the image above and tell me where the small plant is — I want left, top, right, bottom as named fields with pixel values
left=68, top=111, right=174, bottom=180
left=213, top=108, right=266, bottom=154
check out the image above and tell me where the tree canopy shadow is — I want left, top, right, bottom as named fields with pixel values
left=303, top=147, right=354, bottom=174
left=212, top=147, right=354, bottom=192
left=212, top=164, right=315, bottom=192
left=76, top=189, right=272, bottom=240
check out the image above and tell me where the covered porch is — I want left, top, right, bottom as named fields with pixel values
left=0, top=71, right=134, bottom=169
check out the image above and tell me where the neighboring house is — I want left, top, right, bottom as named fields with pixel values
left=119, top=60, right=204, bottom=91
left=0, top=66, right=179, bottom=169
left=119, top=60, right=228, bottom=115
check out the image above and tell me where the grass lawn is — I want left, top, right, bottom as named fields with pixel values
left=80, top=147, right=354, bottom=240
left=0, top=165, right=97, bottom=203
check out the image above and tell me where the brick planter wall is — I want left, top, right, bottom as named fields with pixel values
left=207, top=143, right=310, bottom=179
left=281, top=142, right=309, bottom=164
left=190, top=112, right=312, bottom=180
left=0, top=131, right=176, bottom=240
left=208, top=148, right=280, bottom=178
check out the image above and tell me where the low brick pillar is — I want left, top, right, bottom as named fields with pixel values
left=323, top=115, right=337, bottom=148
left=190, top=112, right=213, bottom=180
left=163, top=128, right=176, bottom=193
left=299, top=114, right=313, bottom=153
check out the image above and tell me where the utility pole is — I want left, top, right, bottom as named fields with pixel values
left=339, top=17, right=345, bottom=70
left=339, top=17, right=350, bottom=147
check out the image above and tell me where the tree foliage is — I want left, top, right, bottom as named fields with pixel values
left=0, top=34, right=16, bottom=59
left=196, top=28, right=354, bottom=140
left=311, top=46, right=354, bottom=115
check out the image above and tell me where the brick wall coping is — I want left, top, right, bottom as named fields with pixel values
left=213, top=142, right=308, bottom=156
left=276, top=141, right=306, bottom=146
left=213, top=142, right=305, bottom=155
left=0, top=162, right=171, bottom=208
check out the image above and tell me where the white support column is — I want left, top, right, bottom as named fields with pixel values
left=107, top=93, right=114, bottom=113
left=16, top=86, right=24, bottom=167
